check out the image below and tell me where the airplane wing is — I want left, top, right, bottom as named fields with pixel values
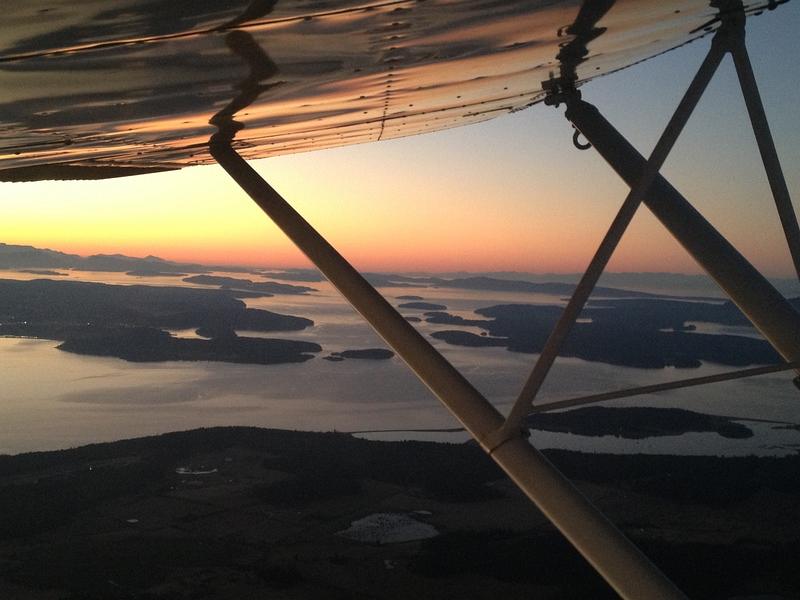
left=0, top=0, right=780, bottom=180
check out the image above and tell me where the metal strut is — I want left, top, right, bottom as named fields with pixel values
left=530, top=360, right=800, bottom=414
left=209, top=139, right=687, bottom=600
left=729, top=26, right=800, bottom=281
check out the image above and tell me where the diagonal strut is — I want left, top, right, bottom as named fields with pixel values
left=729, top=26, right=800, bottom=281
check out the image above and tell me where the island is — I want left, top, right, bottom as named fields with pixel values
left=17, top=269, right=68, bottom=276
left=126, top=270, right=187, bottom=277
left=526, top=406, right=753, bottom=439
left=427, top=300, right=787, bottom=368
left=325, top=348, right=395, bottom=361
left=398, top=301, right=448, bottom=310
left=256, top=269, right=325, bottom=282
left=59, top=328, right=321, bottom=364
left=183, top=274, right=316, bottom=295
left=381, top=274, right=711, bottom=299
left=0, top=278, right=317, bottom=365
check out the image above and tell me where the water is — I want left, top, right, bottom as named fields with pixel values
left=1, top=269, right=799, bottom=456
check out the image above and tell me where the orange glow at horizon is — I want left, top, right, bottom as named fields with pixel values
left=2, top=123, right=796, bottom=278
left=0, top=151, right=682, bottom=275
left=2, top=4, right=799, bottom=280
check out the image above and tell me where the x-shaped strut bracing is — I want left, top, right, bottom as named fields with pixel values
left=503, top=9, right=800, bottom=436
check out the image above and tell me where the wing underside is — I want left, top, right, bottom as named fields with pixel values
left=0, top=0, right=780, bottom=180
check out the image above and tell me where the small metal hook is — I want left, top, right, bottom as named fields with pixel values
left=572, top=127, right=591, bottom=150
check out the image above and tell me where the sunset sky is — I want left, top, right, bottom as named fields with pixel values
left=3, top=3, right=799, bottom=276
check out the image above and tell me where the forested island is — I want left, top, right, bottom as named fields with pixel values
left=526, top=406, right=753, bottom=439
left=323, top=348, right=395, bottom=361
left=426, top=299, right=792, bottom=368
left=183, top=274, right=316, bottom=295
left=0, top=279, right=319, bottom=365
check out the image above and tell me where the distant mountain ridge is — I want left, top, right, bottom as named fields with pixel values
left=0, top=243, right=663, bottom=298
left=0, top=243, right=212, bottom=274
left=407, top=275, right=668, bottom=298
left=428, top=271, right=800, bottom=298
left=0, top=243, right=80, bottom=269
left=4, top=242, right=798, bottom=298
